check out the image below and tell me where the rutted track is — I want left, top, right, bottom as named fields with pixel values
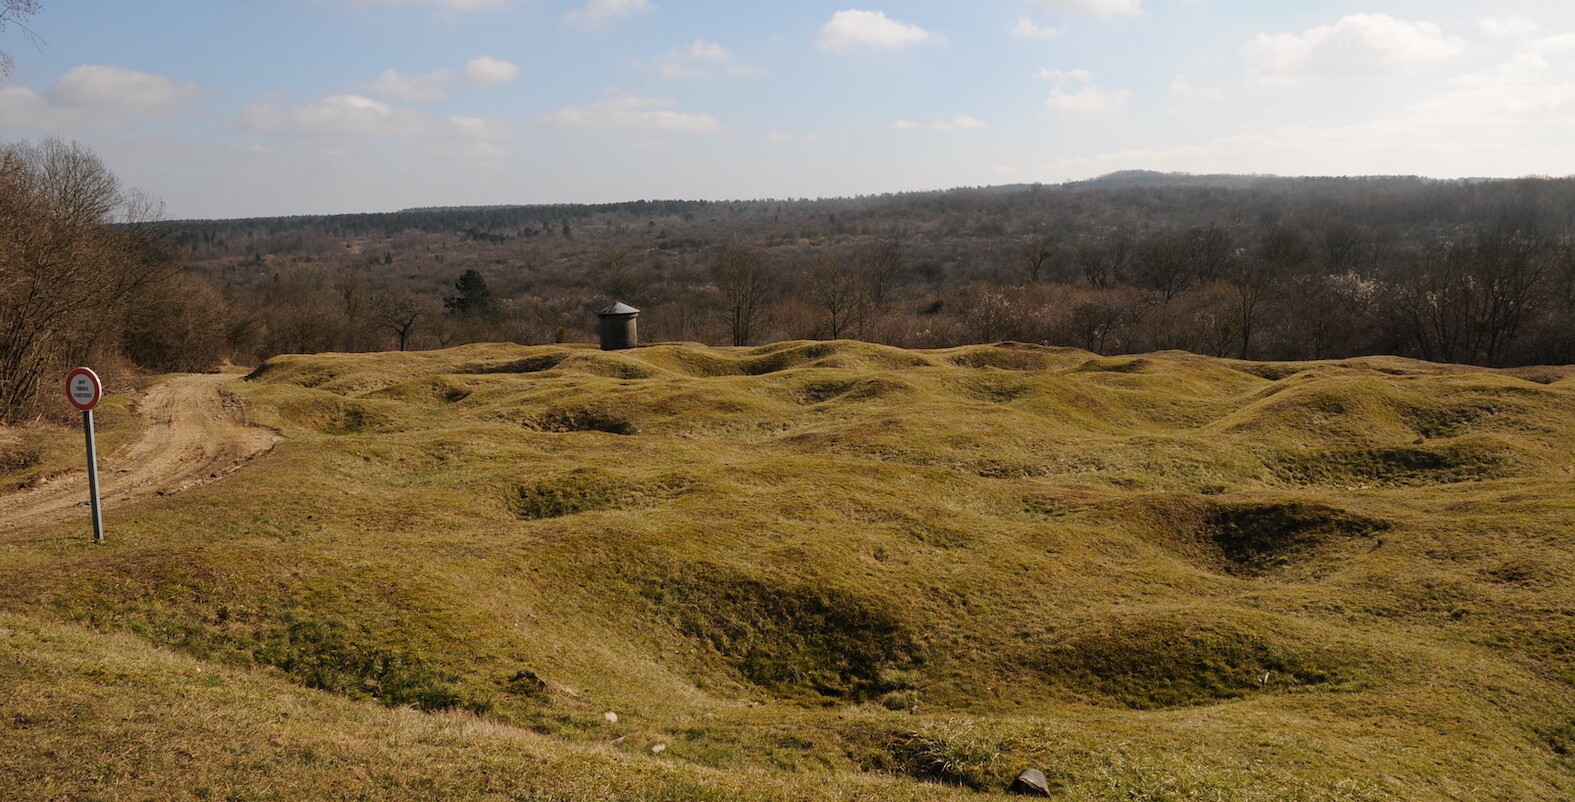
left=0, top=374, right=280, bottom=536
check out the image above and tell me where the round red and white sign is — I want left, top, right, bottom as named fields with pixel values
left=66, top=367, right=102, bottom=411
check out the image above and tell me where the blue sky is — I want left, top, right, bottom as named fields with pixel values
left=3, top=1, right=1574, bottom=219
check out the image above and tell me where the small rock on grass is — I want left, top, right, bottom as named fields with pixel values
left=1008, top=768, right=1052, bottom=796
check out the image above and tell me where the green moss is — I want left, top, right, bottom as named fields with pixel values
left=644, top=568, right=926, bottom=699
left=506, top=468, right=691, bottom=519
left=1271, top=440, right=1517, bottom=486
left=250, top=613, right=485, bottom=713
left=507, top=468, right=627, bottom=519
left=1204, top=500, right=1389, bottom=574
left=1019, top=610, right=1371, bottom=709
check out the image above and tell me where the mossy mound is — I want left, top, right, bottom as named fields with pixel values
left=6, top=341, right=1574, bottom=800
left=643, top=566, right=927, bottom=700
left=1217, top=378, right=1417, bottom=442
left=1016, top=607, right=1371, bottom=709
left=942, top=341, right=1076, bottom=372
left=272, top=391, right=402, bottom=434
left=631, top=340, right=936, bottom=378
left=1271, top=437, right=1520, bottom=486
left=506, top=468, right=690, bottom=519
left=1202, top=499, right=1389, bottom=575
left=364, top=377, right=472, bottom=405
left=1107, top=493, right=1394, bottom=577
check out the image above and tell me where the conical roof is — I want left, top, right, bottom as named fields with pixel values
left=599, top=301, right=639, bottom=316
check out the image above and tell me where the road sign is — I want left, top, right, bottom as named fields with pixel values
left=66, top=367, right=101, bottom=411
left=66, top=367, right=105, bottom=543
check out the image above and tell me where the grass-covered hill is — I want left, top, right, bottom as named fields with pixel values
left=2, top=341, right=1572, bottom=800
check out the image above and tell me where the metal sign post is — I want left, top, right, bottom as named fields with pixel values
left=66, top=367, right=104, bottom=543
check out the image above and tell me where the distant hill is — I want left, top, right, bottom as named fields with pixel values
left=1059, top=169, right=1489, bottom=191
left=1066, top=169, right=1285, bottom=190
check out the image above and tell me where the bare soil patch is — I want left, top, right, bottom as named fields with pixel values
left=0, top=374, right=280, bottom=536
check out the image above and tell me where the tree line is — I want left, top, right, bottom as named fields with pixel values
left=178, top=170, right=1575, bottom=371
left=5, top=139, right=1574, bottom=423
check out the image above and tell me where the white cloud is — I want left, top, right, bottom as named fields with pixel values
left=564, top=0, right=653, bottom=29
left=1036, top=53, right=1575, bottom=181
left=464, top=56, right=521, bottom=86
left=1037, top=68, right=1130, bottom=113
left=364, top=56, right=519, bottom=101
left=0, top=86, right=87, bottom=131
left=444, top=114, right=511, bottom=140
left=365, top=68, right=454, bottom=101
left=651, top=40, right=752, bottom=79
left=242, top=93, right=510, bottom=140
left=1409, top=53, right=1575, bottom=128
left=682, top=41, right=728, bottom=62
left=53, top=65, right=200, bottom=115
left=892, top=114, right=988, bottom=131
left=1012, top=19, right=1061, bottom=41
left=942, top=115, right=988, bottom=130
left=244, top=94, right=407, bottom=136
left=1244, top=14, right=1466, bottom=86
left=1170, top=74, right=1222, bottom=99
left=0, top=65, right=200, bottom=132
left=767, top=130, right=824, bottom=144
left=817, top=10, right=942, bottom=52
left=1532, top=32, right=1575, bottom=54
left=1033, top=0, right=1141, bottom=18
left=540, top=94, right=723, bottom=133
left=1477, top=16, right=1541, bottom=39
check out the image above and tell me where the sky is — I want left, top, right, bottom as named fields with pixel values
left=2, top=1, right=1574, bottom=219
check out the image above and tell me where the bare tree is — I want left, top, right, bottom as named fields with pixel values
left=1186, top=225, right=1233, bottom=284
left=595, top=246, right=650, bottom=302
left=121, top=273, right=227, bottom=372
left=1133, top=230, right=1195, bottom=302
left=0, top=137, right=176, bottom=421
left=806, top=255, right=866, bottom=339
left=1471, top=232, right=1550, bottom=365
left=0, top=1, right=41, bottom=80
left=1075, top=230, right=1135, bottom=290
left=1389, top=233, right=1551, bottom=365
left=1020, top=234, right=1054, bottom=283
left=1223, top=227, right=1305, bottom=359
left=257, top=268, right=345, bottom=356
left=853, top=239, right=903, bottom=337
left=710, top=245, right=771, bottom=346
left=1322, top=223, right=1366, bottom=273
left=1067, top=288, right=1138, bottom=354
left=372, top=290, right=423, bottom=351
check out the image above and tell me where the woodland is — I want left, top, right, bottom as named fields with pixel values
left=5, top=132, right=1575, bottom=422
left=174, top=170, right=1575, bottom=369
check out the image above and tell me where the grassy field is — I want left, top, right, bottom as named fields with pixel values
left=1, top=340, right=1572, bottom=800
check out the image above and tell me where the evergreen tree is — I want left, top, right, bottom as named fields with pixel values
left=444, top=269, right=498, bottom=321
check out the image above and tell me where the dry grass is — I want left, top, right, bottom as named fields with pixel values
left=1, top=341, right=1571, bottom=800
left=0, top=389, right=145, bottom=492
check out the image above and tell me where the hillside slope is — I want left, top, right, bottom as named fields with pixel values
left=2, top=341, right=1572, bottom=800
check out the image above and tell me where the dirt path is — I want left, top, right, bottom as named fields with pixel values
left=0, top=374, right=281, bottom=536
